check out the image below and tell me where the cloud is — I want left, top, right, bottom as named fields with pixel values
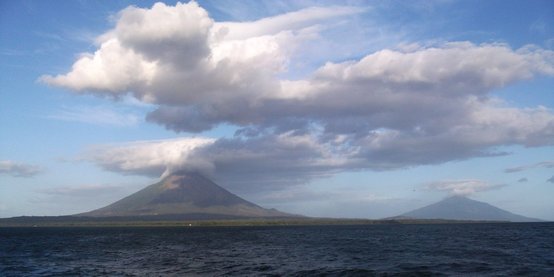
left=505, top=161, right=554, bottom=173
left=84, top=133, right=360, bottom=191
left=85, top=137, right=216, bottom=179
left=41, top=2, right=363, bottom=100
left=259, top=186, right=395, bottom=205
left=214, top=5, right=367, bottom=40
left=530, top=17, right=548, bottom=35
left=49, top=105, right=141, bottom=127
left=548, top=176, right=554, bottom=183
left=518, top=177, right=528, bottom=183
left=0, top=160, right=42, bottom=178
left=425, top=179, right=505, bottom=196
left=41, top=2, right=554, bottom=188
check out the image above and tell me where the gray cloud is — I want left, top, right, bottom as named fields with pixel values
left=505, top=161, right=554, bottom=173
left=144, top=43, right=554, bottom=137
left=0, top=160, right=43, bottom=178
left=548, top=176, right=554, bottom=183
left=518, top=177, right=528, bottom=183
left=41, top=2, right=554, bottom=190
left=85, top=134, right=360, bottom=191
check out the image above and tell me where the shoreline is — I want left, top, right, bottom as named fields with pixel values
left=0, top=216, right=532, bottom=228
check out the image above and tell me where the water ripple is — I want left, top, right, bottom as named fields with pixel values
left=1, top=223, right=553, bottom=276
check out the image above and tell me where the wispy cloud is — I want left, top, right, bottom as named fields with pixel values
left=39, top=184, right=124, bottom=197
left=547, top=176, right=554, bottom=184
left=49, top=105, right=141, bottom=127
left=425, top=179, right=505, bottom=196
left=31, top=183, right=141, bottom=214
left=518, top=177, right=528, bottom=183
left=34, top=31, right=67, bottom=42
left=529, top=17, right=548, bottom=34
left=0, top=160, right=43, bottom=178
left=259, top=187, right=395, bottom=205
left=0, top=49, right=28, bottom=56
left=505, top=161, right=554, bottom=173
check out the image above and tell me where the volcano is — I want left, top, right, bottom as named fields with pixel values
left=80, top=172, right=295, bottom=219
left=397, top=195, right=540, bottom=222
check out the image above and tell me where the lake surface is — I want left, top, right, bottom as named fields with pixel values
left=1, top=223, right=553, bottom=276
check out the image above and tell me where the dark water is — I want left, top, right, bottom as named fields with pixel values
left=1, top=223, right=553, bottom=276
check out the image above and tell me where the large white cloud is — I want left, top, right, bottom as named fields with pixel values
left=42, top=2, right=554, bottom=188
left=142, top=42, right=554, bottom=142
left=41, top=2, right=362, bottom=103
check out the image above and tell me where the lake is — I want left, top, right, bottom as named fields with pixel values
left=1, top=223, right=553, bottom=276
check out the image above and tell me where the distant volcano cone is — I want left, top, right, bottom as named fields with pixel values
left=80, top=172, right=295, bottom=219
left=397, top=195, right=540, bottom=222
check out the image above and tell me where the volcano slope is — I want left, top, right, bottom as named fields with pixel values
left=80, top=172, right=295, bottom=220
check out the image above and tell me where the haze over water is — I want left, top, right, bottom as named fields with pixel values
left=2, top=223, right=554, bottom=276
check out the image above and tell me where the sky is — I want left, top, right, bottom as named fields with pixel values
left=1, top=0, right=553, bottom=220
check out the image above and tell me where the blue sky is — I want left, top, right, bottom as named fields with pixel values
left=1, top=0, right=553, bottom=220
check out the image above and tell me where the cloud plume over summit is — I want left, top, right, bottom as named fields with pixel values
left=42, top=2, right=554, bottom=189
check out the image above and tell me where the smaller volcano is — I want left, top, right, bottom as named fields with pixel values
left=80, top=172, right=295, bottom=219
left=397, top=195, right=540, bottom=222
